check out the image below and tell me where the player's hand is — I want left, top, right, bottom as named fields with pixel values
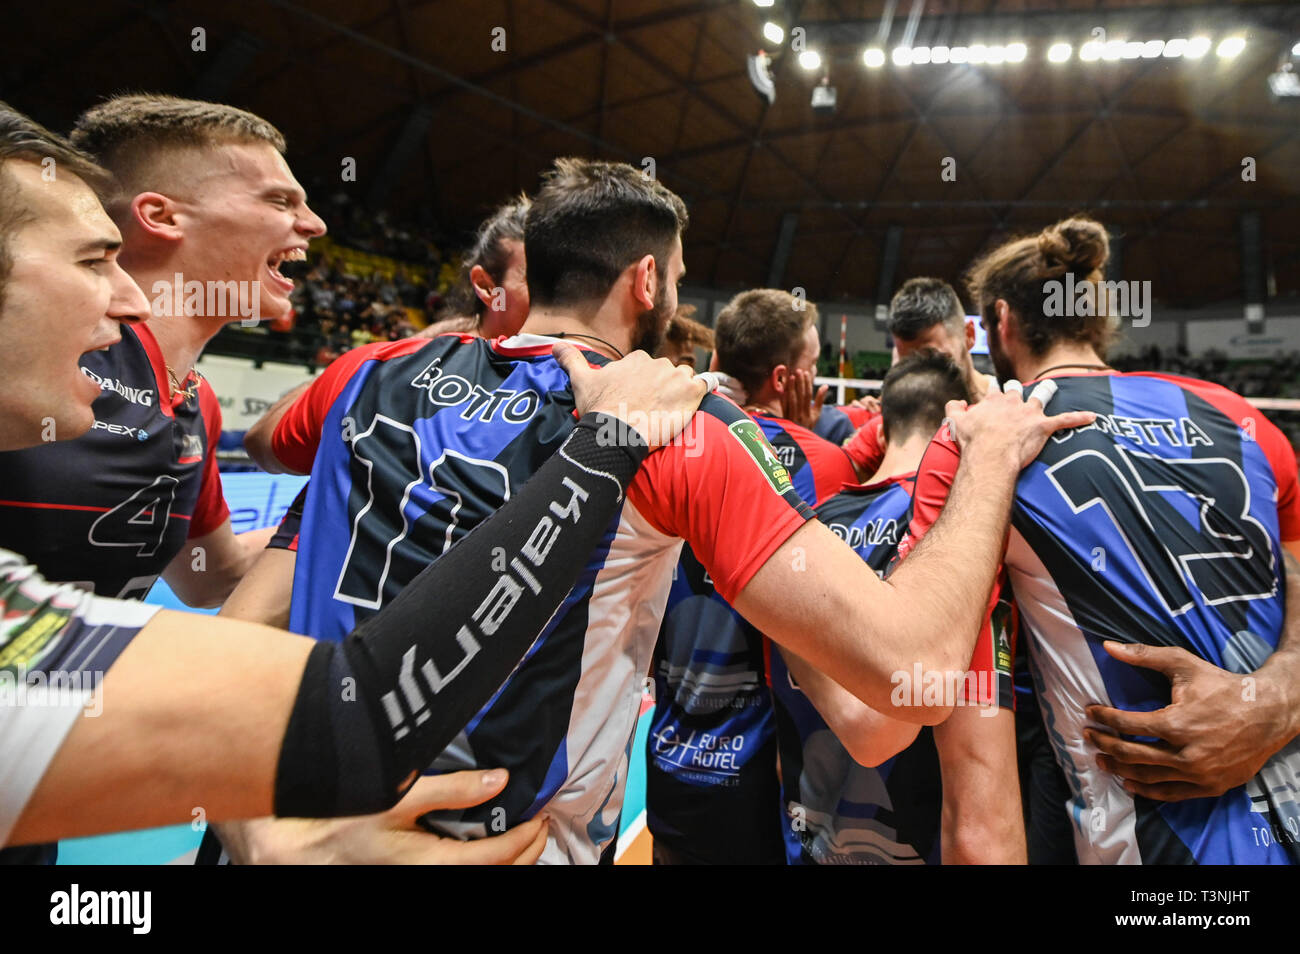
left=851, top=395, right=881, bottom=415
left=944, top=378, right=1095, bottom=470
left=229, top=769, right=548, bottom=864
left=1083, top=641, right=1298, bottom=801
left=780, top=369, right=829, bottom=430
left=554, top=342, right=708, bottom=450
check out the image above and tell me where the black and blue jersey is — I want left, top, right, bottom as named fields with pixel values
left=645, top=412, right=855, bottom=863
left=270, top=333, right=814, bottom=863
left=904, top=370, right=1300, bottom=864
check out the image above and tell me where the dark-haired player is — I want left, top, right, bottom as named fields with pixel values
left=845, top=277, right=995, bottom=480
left=772, top=351, right=1023, bottom=864
left=0, top=100, right=711, bottom=855
left=437, top=194, right=531, bottom=338
left=243, top=156, right=1090, bottom=863
left=646, top=289, right=856, bottom=865
left=902, top=217, right=1300, bottom=863
left=655, top=304, right=713, bottom=370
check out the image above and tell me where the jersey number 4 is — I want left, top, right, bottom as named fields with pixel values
left=87, top=474, right=179, bottom=558
left=1046, top=448, right=1277, bottom=615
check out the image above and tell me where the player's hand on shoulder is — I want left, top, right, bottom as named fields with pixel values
left=944, top=377, right=1095, bottom=470
left=239, top=770, right=547, bottom=864
left=554, top=341, right=709, bottom=450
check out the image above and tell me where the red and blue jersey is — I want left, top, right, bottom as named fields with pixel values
left=646, top=412, right=855, bottom=863
left=0, top=324, right=228, bottom=599
left=270, top=333, right=814, bottom=864
left=902, top=370, right=1300, bottom=864
left=770, top=474, right=1014, bottom=864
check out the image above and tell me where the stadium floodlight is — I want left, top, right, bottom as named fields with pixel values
left=1048, top=43, right=1072, bottom=63
left=747, top=51, right=776, bottom=104
left=811, top=81, right=837, bottom=116
left=968, top=44, right=988, bottom=64
left=752, top=0, right=775, bottom=7
left=950, top=46, right=969, bottom=63
left=1006, top=42, right=1028, bottom=62
left=931, top=45, right=950, bottom=64
left=1141, top=40, right=1165, bottom=58
left=1121, top=41, right=1143, bottom=59
left=1268, top=64, right=1300, bottom=100
left=1293, top=41, right=1300, bottom=57
left=862, top=47, right=885, bottom=67
left=1186, top=36, right=1211, bottom=58
left=1102, top=40, right=1125, bottom=61
left=762, top=21, right=784, bottom=45
left=892, top=46, right=913, bottom=66
left=1079, top=41, right=1101, bottom=61
left=798, top=49, right=822, bottom=70
left=912, top=46, right=932, bottom=64
left=987, top=45, right=1007, bottom=64
left=1164, top=38, right=1187, bottom=57
left=1216, top=36, right=1246, bottom=59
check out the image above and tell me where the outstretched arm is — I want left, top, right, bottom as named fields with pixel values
left=7, top=349, right=708, bottom=846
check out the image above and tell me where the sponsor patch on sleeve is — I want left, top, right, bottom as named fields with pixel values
left=727, top=419, right=794, bottom=495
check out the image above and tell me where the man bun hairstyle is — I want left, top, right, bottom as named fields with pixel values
left=524, top=157, right=687, bottom=308
left=965, top=215, right=1116, bottom=357
left=444, top=194, right=530, bottom=321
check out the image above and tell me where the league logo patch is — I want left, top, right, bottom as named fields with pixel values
left=727, top=419, right=793, bottom=495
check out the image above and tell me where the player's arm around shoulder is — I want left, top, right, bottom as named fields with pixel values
left=732, top=380, right=1092, bottom=722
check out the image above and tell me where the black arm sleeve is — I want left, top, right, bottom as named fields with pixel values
left=273, top=412, right=648, bottom=818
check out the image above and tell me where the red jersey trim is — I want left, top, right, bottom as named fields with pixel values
left=133, top=323, right=180, bottom=419
left=270, top=338, right=432, bottom=474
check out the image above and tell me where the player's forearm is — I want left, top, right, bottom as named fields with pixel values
left=1249, top=548, right=1300, bottom=748
left=935, top=708, right=1026, bottom=864
left=162, top=526, right=275, bottom=609
left=244, top=383, right=309, bottom=473
left=10, top=414, right=653, bottom=844
left=211, top=818, right=276, bottom=864
left=780, top=647, right=919, bottom=767
left=884, top=446, right=1017, bottom=675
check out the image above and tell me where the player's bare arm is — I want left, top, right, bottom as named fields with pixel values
left=244, top=380, right=312, bottom=474
left=1084, top=546, right=1300, bottom=801
left=160, top=520, right=276, bottom=609
left=735, top=383, right=1094, bottom=723
left=777, top=645, right=920, bottom=767
left=932, top=705, right=1027, bottom=864
left=210, top=525, right=551, bottom=864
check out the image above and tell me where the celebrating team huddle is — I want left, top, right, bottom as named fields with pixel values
left=0, top=92, right=1297, bottom=866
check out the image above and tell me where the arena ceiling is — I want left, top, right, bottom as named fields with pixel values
left=7, top=0, right=1300, bottom=309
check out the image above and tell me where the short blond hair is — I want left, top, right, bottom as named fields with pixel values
left=70, top=94, right=286, bottom=209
